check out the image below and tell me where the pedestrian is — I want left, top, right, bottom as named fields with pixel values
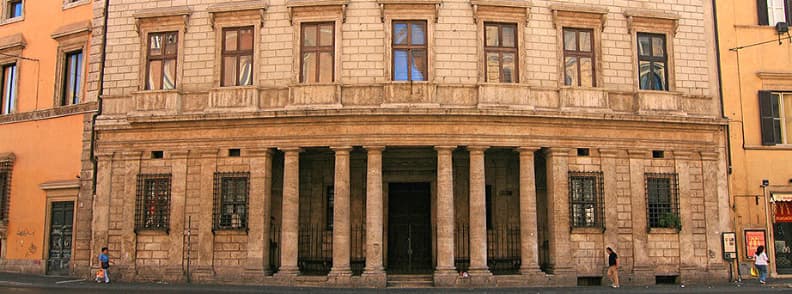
left=754, top=245, right=769, bottom=284
left=606, top=247, right=620, bottom=288
left=97, top=247, right=111, bottom=284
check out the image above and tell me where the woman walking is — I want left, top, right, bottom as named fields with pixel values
left=754, top=245, right=769, bottom=284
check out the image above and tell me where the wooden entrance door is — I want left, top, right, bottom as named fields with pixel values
left=47, top=201, right=74, bottom=275
left=387, top=182, right=432, bottom=274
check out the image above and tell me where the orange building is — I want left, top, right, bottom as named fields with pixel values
left=0, top=0, right=96, bottom=274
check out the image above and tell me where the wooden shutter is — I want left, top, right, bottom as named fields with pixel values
left=758, top=0, right=770, bottom=25
left=759, top=91, right=780, bottom=145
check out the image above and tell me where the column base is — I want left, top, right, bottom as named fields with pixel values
left=273, top=266, right=299, bottom=278
left=361, top=269, right=387, bottom=288
left=468, top=267, right=494, bottom=286
left=328, top=267, right=353, bottom=286
left=242, top=267, right=267, bottom=283
left=519, top=265, right=543, bottom=275
left=190, top=266, right=215, bottom=283
left=433, top=268, right=458, bottom=287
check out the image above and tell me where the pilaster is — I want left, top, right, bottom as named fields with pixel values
left=244, top=148, right=274, bottom=281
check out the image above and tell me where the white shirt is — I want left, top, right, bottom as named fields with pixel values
left=755, top=252, right=769, bottom=266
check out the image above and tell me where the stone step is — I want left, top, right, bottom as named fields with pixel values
left=387, top=274, right=434, bottom=288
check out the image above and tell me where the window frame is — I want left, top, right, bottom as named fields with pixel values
left=134, top=174, right=172, bottom=233
left=0, top=62, right=17, bottom=115
left=0, top=160, right=12, bottom=224
left=213, top=172, right=250, bottom=231
left=562, top=27, right=596, bottom=87
left=300, top=22, right=335, bottom=84
left=645, top=173, right=679, bottom=229
left=61, top=50, right=83, bottom=106
left=637, top=32, right=669, bottom=91
left=391, top=20, right=428, bottom=82
left=5, top=0, right=21, bottom=20
left=220, top=26, right=255, bottom=87
left=483, top=22, right=519, bottom=83
left=145, top=31, right=178, bottom=91
left=760, top=91, right=792, bottom=145
left=568, top=171, right=604, bottom=229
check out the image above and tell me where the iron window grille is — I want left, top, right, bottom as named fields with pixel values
left=568, top=171, right=604, bottom=229
left=637, top=33, right=669, bottom=91
left=484, top=22, right=518, bottom=83
left=326, top=185, right=334, bottom=231
left=213, top=172, right=250, bottom=231
left=645, top=173, right=679, bottom=228
left=135, top=174, right=171, bottom=232
left=0, top=161, right=11, bottom=223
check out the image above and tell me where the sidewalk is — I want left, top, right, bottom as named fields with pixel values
left=0, top=271, right=791, bottom=293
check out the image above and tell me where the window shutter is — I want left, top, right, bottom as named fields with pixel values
left=759, top=91, right=780, bottom=145
left=758, top=0, right=770, bottom=25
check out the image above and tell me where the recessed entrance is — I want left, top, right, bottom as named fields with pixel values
left=47, top=201, right=74, bottom=275
left=387, top=182, right=432, bottom=274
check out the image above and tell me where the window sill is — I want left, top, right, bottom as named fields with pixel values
left=213, top=228, right=248, bottom=235
left=648, top=227, right=679, bottom=234
left=63, top=0, right=90, bottom=10
left=571, top=227, right=605, bottom=234
left=744, top=144, right=792, bottom=151
left=135, top=229, right=169, bottom=236
left=0, top=17, right=23, bottom=27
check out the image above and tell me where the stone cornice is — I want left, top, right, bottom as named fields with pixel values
left=0, top=34, right=25, bottom=52
left=0, top=152, right=15, bottom=163
left=0, top=102, right=97, bottom=125
left=39, top=180, right=81, bottom=191
left=51, top=20, right=92, bottom=40
left=598, top=148, right=620, bottom=158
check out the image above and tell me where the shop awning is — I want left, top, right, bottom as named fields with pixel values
left=774, top=193, right=792, bottom=202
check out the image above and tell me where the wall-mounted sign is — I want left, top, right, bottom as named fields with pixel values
left=745, top=230, right=767, bottom=259
left=722, top=232, right=737, bottom=260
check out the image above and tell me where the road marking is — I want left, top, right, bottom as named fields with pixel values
left=0, top=280, right=33, bottom=286
left=56, top=279, right=86, bottom=284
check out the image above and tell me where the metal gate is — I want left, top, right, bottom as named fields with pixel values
left=47, top=201, right=74, bottom=275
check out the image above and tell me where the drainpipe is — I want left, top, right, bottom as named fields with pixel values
left=90, top=0, right=110, bottom=193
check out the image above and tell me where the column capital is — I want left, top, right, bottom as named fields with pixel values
left=364, top=145, right=386, bottom=152
left=331, top=146, right=354, bottom=153
left=434, top=145, right=457, bottom=152
left=627, top=149, right=650, bottom=159
left=672, top=150, right=696, bottom=160
left=699, top=151, right=719, bottom=161
left=467, top=145, right=490, bottom=153
left=542, top=147, right=572, bottom=156
left=196, top=148, right=220, bottom=159
left=516, top=146, right=541, bottom=153
left=248, top=148, right=274, bottom=158
left=598, top=148, right=621, bottom=158
left=170, top=150, right=190, bottom=159
left=279, top=147, right=303, bottom=153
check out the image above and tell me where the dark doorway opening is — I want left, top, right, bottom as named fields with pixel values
left=47, top=201, right=74, bottom=275
left=387, top=182, right=432, bottom=274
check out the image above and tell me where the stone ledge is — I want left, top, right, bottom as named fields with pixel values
left=0, top=102, right=98, bottom=125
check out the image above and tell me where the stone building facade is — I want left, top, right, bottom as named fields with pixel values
left=79, top=0, right=731, bottom=287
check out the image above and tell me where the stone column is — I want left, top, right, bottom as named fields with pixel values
left=275, top=148, right=301, bottom=277
left=195, top=149, right=219, bottom=279
left=701, top=151, right=727, bottom=274
left=599, top=149, right=621, bottom=275
left=245, top=148, right=274, bottom=280
left=120, top=151, right=142, bottom=278
left=468, top=146, right=492, bottom=283
left=167, top=151, right=190, bottom=279
left=362, top=146, right=386, bottom=286
left=91, top=153, right=114, bottom=273
left=329, top=147, right=353, bottom=282
left=544, top=148, right=575, bottom=285
left=517, top=147, right=541, bottom=275
left=434, top=146, right=457, bottom=286
left=627, top=149, right=652, bottom=285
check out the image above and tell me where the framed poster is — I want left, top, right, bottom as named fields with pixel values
left=722, top=232, right=737, bottom=259
left=744, top=229, right=767, bottom=259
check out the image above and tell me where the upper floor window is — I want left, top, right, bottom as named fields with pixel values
left=221, top=26, right=254, bottom=87
left=484, top=22, right=518, bottom=83
left=1, top=63, right=16, bottom=115
left=146, top=32, right=177, bottom=90
left=645, top=173, right=679, bottom=229
left=392, top=20, right=427, bottom=81
left=213, top=172, right=249, bottom=230
left=62, top=50, right=82, bottom=105
left=6, top=0, right=21, bottom=19
left=569, top=171, right=604, bottom=228
left=563, top=28, right=595, bottom=87
left=637, top=33, right=668, bottom=91
left=759, top=0, right=791, bottom=25
left=759, top=91, right=792, bottom=145
left=0, top=160, right=11, bottom=223
left=135, top=174, right=171, bottom=232
left=301, top=22, right=334, bottom=84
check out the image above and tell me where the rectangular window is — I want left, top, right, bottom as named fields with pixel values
left=392, top=20, right=427, bottom=81
left=7, top=0, right=21, bottom=19
left=484, top=22, right=518, bottom=83
left=760, top=91, right=792, bottom=145
left=563, top=28, right=595, bottom=87
left=221, top=27, right=254, bottom=87
left=645, top=173, right=679, bottom=228
left=1, top=63, right=16, bottom=115
left=213, top=172, right=249, bottom=230
left=0, top=162, right=10, bottom=223
left=326, top=185, right=334, bottom=230
left=135, top=174, right=171, bottom=232
left=146, top=32, right=178, bottom=90
left=569, top=171, right=604, bottom=228
left=301, top=22, right=334, bottom=83
left=62, top=51, right=83, bottom=105
left=637, top=33, right=668, bottom=91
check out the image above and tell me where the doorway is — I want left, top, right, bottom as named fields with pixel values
left=47, top=201, right=74, bottom=275
left=387, top=182, right=432, bottom=274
